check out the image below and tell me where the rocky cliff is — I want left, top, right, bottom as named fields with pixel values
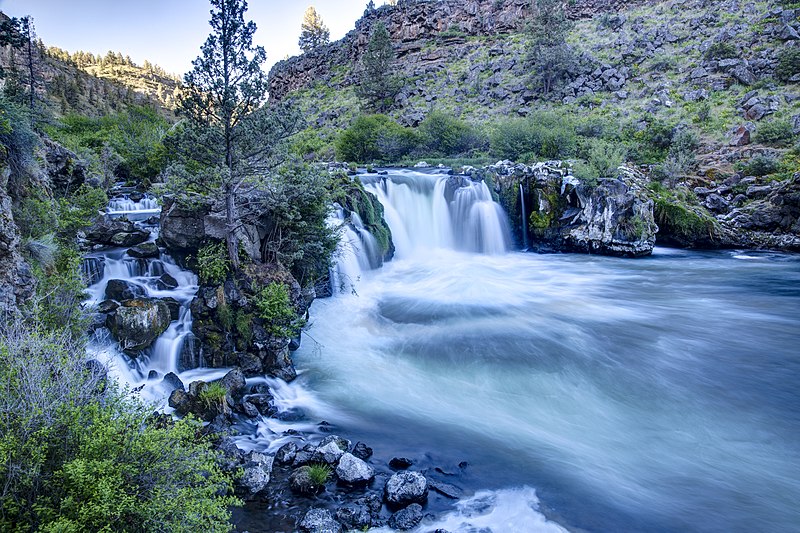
left=0, top=162, right=34, bottom=313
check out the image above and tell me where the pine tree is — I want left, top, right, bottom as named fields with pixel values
left=179, top=0, right=301, bottom=270
left=298, top=6, right=330, bottom=53
left=526, top=0, right=576, bottom=96
left=356, top=22, right=401, bottom=112
left=366, top=0, right=376, bottom=11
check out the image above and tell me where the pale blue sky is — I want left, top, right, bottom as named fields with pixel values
left=0, top=0, right=386, bottom=76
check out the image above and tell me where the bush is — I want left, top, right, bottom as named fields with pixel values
left=754, top=119, right=795, bottom=147
left=490, top=112, right=577, bottom=161
left=336, top=114, right=417, bottom=162
left=418, top=110, right=485, bottom=156
left=704, top=42, right=738, bottom=60
left=254, top=282, right=301, bottom=338
left=197, top=241, right=230, bottom=285
left=775, top=48, right=800, bottom=82
left=26, top=246, right=89, bottom=339
left=0, top=321, right=239, bottom=531
left=57, top=183, right=109, bottom=240
left=198, top=381, right=228, bottom=410
left=0, top=95, right=39, bottom=193
left=579, top=138, right=627, bottom=178
left=741, top=154, right=779, bottom=176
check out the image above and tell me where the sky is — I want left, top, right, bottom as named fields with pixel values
left=0, top=0, right=387, bottom=76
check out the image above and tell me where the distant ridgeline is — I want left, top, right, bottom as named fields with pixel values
left=0, top=11, right=179, bottom=118
left=268, top=0, right=644, bottom=101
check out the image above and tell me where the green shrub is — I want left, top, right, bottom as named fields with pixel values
left=307, top=463, right=332, bottom=486
left=740, top=154, right=779, bottom=176
left=57, top=184, right=109, bottom=240
left=0, top=321, right=239, bottom=532
left=13, top=196, right=58, bottom=239
left=336, top=114, right=417, bottom=162
left=579, top=138, right=627, bottom=178
left=0, top=95, right=38, bottom=186
left=704, top=42, right=738, bottom=60
left=26, top=246, right=89, bottom=339
left=754, top=119, right=795, bottom=147
left=490, top=112, right=577, bottom=161
left=197, top=241, right=230, bottom=285
left=253, top=282, right=301, bottom=338
left=418, top=110, right=485, bottom=156
left=198, top=381, right=228, bottom=411
left=775, top=48, right=800, bottom=82
left=234, top=310, right=253, bottom=349
left=218, top=302, right=234, bottom=331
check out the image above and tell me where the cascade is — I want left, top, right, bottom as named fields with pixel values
left=105, top=194, right=161, bottom=221
left=362, top=170, right=511, bottom=258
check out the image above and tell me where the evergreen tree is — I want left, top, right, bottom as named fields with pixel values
left=366, top=0, right=376, bottom=12
left=356, top=22, right=401, bottom=112
left=526, top=0, right=576, bottom=96
left=179, top=0, right=301, bottom=270
left=298, top=6, right=330, bottom=53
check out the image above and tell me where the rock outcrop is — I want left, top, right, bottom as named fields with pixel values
left=0, top=170, right=34, bottom=313
left=490, top=161, right=658, bottom=257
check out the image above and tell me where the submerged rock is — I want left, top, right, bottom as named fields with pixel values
left=335, top=503, right=372, bottom=530
left=388, top=503, right=424, bottom=530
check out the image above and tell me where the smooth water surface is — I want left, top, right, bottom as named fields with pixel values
left=294, top=246, right=800, bottom=532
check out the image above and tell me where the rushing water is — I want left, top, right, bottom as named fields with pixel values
left=289, top=170, right=800, bottom=532
left=87, top=174, right=800, bottom=532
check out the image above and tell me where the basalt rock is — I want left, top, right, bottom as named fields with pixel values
left=107, top=299, right=171, bottom=353
left=85, top=218, right=150, bottom=248
left=384, top=471, right=428, bottom=507
left=0, top=171, right=34, bottom=312
left=491, top=161, right=657, bottom=257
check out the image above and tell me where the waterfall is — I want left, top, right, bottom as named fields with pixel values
left=105, top=194, right=161, bottom=221
left=363, top=170, right=512, bottom=258
left=327, top=204, right=377, bottom=295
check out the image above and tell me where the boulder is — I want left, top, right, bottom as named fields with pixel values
left=159, top=195, right=211, bottom=252
left=730, top=125, right=752, bottom=146
left=108, top=299, right=171, bottom=353
left=389, top=457, right=414, bottom=469
left=336, top=503, right=372, bottom=530
left=384, top=471, right=428, bottom=507
left=335, top=453, right=375, bottom=485
left=239, top=453, right=274, bottom=495
left=155, top=272, right=179, bottom=290
left=97, top=299, right=119, bottom=314
left=85, top=219, right=150, bottom=248
left=299, top=508, right=341, bottom=533
left=275, top=442, right=299, bottom=465
left=352, top=441, right=373, bottom=461
left=219, top=368, right=247, bottom=399
left=290, top=466, right=325, bottom=496
left=160, top=297, right=181, bottom=321
left=161, top=372, right=184, bottom=393
left=127, top=242, right=160, bottom=258
left=313, top=435, right=350, bottom=465
left=168, top=388, right=192, bottom=414
left=105, top=279, right=146, bottom=301
left=388, top=503, right=424, bottom=530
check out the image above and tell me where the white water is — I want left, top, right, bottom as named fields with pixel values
left=105, top=194, right=161, bottom=220
left=290, top=170, right=800, bottom=532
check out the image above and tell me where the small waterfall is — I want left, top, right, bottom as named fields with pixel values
left=363, top=170, right=512, bottom=258
left=327, top=205, right=378, bottom=296
left=105, top=194, right=160, bottom=221
left=520, top=182, right=529, bottom=250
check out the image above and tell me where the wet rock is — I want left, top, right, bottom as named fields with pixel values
left=335, top=453, right=375, bottom=485
left=85, top=219, right=149, bottom=247
left=352, top=441, right=373, bottom=461
left=168, top=388, right=192, bottom=415
left=127, top=242, right=159, bottom=258
left=313, top=435, right=350, bottom=465
left=299, top=508, right=341, bottom=533
left=108, top=299, right=171, bottom=353
left=105, top=279, right=145, bottom=301
left=161, top=372, right=184, bottom=393
left=429, top=479, right=463, bottom=499
left=388, top=503, right=424, bottom=530
left=390, top=457, right=414, bottom=469
left=240, top=453, right=274, bottom=495
left=246, top=393, right=274, bottom=416
left=275, top=442, right=299, bottom=465
left=160, top=297, right=181, bottom=321
left=240, top=401, right=259, bottom=418
left=156, top=272, right=179, bottom=290
left=293, top=444, right=317, bottom=467
left=384, top=471, right=428, bottom=507
left=97, top=299, right=119, bottom=314
left=219, top=368, right=247, bottom=399
left=336, top=503, right=372, bottom=530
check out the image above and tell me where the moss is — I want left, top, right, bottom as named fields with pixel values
left=653, top=196, right=718, bottom=246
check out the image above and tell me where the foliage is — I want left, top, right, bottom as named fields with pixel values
left=0, top=94, right=38, bottom=193
left=704, top=42, right=738, bottom=60
left=45, top=106, right=170, bottom=184
left=234, top=310, right=253, bottom=349
left=336, top=114, right=416, bottom=162
left=299, top=6, right=330, bottom=52
left=253, top=282, right=301, bottom=338
left=261, top=164, right=339, bottom=284
left=775, top=48, right=800, bottom=82
left=198, top=381, right=229, bottom=411
left=525, top=0, right=576, bottom=95
left=489, top=112, right=577, bottom=160
left=307, top=463, right=332, bottom=486
left=0, top=321, right=239, bottom=531
left=418, top=110, right=486, bottom=156
left=356, top=22, right=402, bottom=112
left=56, top=183, right=109, bottom=240
left=197, top=241, right=231, bottom=285
left=754, top=119, right=795, bottom=147
left=577, top=138, right=627, bottom=180
left=740, top=154, right=779, bottom=176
